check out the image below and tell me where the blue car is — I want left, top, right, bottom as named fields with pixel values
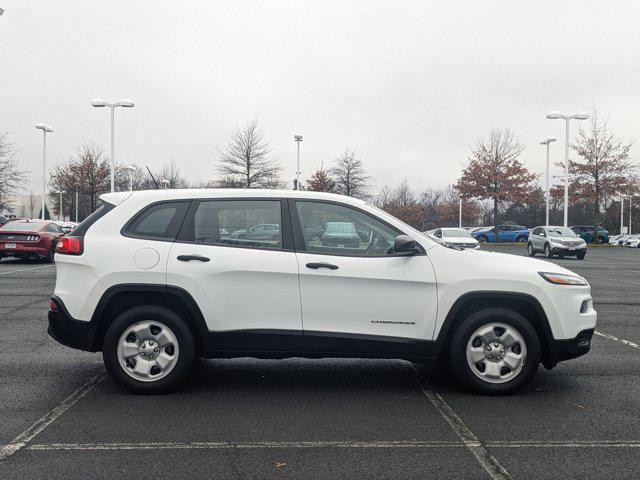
left=472, top=225, right=530, bottom=243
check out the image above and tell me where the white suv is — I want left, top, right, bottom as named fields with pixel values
left=49, top=189, right=597, bottom=395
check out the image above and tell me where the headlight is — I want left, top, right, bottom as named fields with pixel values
left=539, top=272, right=588, bottom=286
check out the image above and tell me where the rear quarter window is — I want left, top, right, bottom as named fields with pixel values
left=123, top=201, right=190, bottom=241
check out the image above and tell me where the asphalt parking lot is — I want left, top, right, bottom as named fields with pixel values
left=0, top=246, right=639, bottom=479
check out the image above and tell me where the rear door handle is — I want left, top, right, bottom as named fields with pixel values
left=177, top=254, right=210, bottom=262
left=306, top=262, right=339, bottom=270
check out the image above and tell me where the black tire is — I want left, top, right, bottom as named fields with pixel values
left=479, top=235, right=489, bottom=243
left=516, top=235, right=527, bottom=243
left=102, top=306, right=195, bottom=394
left=43, top=243, right=56, bottom=263
left=544, top=244, right=553, bottom=258
left=576, top=252, right=586, bottom=260
left=596, top=236, right=606, bottom=244
left=450, top=308, right=541, bottom=395
left=527, top=243, right=536, bottom=257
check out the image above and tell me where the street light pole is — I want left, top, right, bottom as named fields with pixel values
left=458, top=198, right=462, bottom=228
left=546, top=111, right=589, bottom=227
left=90, top=99, right=135, bottom=193
left=75, top=191, right=79, bottom=223
left=294, top=135, right=303, bottom=190
left=630, top=197, right=633, bottom=235
left=125, top=165, right=136, bottom=191
left=35, top=124, right=54, bottom=220
left=55, top=190, right=66, bottom=221
left=540, top=137, right=557, bottom=227
left=620, top=195, right=624, bottom=235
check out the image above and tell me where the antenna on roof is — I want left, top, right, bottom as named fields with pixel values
left=145, top=166, right=159, bottom=189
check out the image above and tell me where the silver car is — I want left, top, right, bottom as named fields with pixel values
left=527, top=226, right=587, bottom=260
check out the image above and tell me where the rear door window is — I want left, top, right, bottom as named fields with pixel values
left=189, top=199, right=283, bottom=250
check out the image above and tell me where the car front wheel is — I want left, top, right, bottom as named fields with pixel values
left=527, top=243, right=535, bottom=257
left=450, top=308, right=541, bottom=395
left=544, top=244, right=553, bottom=258
left=102, top=306, right=195, bottom=394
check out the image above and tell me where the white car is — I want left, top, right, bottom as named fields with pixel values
left=49, top=189, right=596, bottom=395
left=624, top=234, right=640, bottom=248
left=429, top=227, right=480, bottom=249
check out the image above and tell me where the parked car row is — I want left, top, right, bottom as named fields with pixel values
left=609, top=234, right=640, bottom=247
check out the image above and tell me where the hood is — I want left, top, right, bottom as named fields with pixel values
left=463, top=248, right=578, bottom=276
left=547, top=236, right=583, bottom=243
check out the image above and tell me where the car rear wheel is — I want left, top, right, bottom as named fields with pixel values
left=527, top=243, right=535, bottom=257
left=102, top=306, right=195, bottom=394
left=43, top=243, right=56, bottom=263
left=450, top=308, right=541, bottom=395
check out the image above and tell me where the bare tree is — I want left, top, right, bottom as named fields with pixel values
left=49, top=143, right=110, bottom=218
left=330, top=150, right=370, bottom=198
left=217, top=119, right=283, bottom=188
left=0, top=133, right=28, bottom=213
left=158, top=159, right=188, bottom=188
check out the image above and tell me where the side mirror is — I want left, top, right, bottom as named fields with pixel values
left=394, top=235, right=421, bottom=256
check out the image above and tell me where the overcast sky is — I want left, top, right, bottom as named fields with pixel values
left=1, top=0, right=639, bottom=195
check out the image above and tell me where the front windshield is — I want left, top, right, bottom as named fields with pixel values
left=443, top=229, right=472, bottom=239
left=548, top=227, right=577, bottom=237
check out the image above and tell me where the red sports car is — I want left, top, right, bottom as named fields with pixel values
left=0, top=219, right=65, bottom=262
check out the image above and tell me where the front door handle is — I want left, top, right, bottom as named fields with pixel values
left=306, top=262, right=338, bottom=270
left=177, top=254, right=210, bottom=262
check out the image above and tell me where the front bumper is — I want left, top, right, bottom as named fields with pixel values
left=550, top=245, right=586, bottom=255
left=542, top=328, right=594, bottom=369
left=47, top=296, right=98, bottom=351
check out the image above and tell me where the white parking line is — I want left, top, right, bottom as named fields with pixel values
left=25, top=439, right=640, bottom=451
left=28, top=440, right=467, bottom=451
left=410, top=365, right=511, bottom=480
left=0, top=265, right=55, bottom=276
left=595, top=331, right=640, bottom=350
left=0, top=373, right=105, bottom=462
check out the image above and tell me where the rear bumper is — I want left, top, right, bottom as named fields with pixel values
left=0, top=244, right=49, bottom=257
left=543, top=328, right=594, bottom=369
left=47, top=296, right=98, bottom=352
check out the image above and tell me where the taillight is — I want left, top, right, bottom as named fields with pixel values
left=56, top=236, right=83, bottom=255
left=49, top=300, right=59, bottom=312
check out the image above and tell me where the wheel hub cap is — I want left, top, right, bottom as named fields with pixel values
left=466, top=322, right=527, bottom=384
left=116, top=320, right=179, bottom=383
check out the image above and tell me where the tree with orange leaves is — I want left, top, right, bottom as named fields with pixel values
left=456, top=128, right=537, bottom=240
